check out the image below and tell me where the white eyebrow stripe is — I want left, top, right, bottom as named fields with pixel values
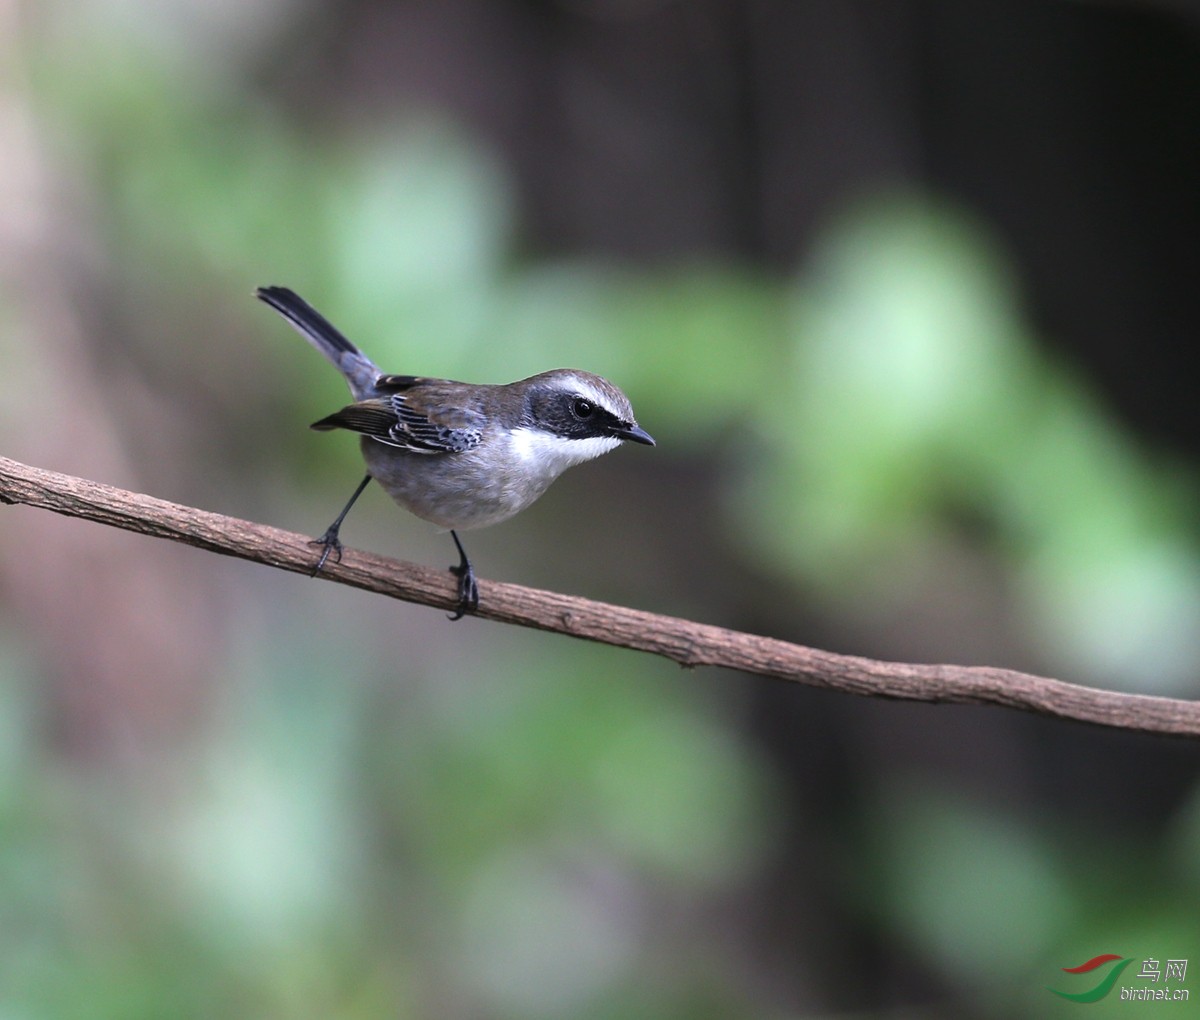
left=546, top=374, right=622, bottom=417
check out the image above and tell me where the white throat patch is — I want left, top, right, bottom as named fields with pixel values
left=508, top=427, right=622, bottom=481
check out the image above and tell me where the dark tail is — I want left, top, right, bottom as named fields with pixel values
left=256, top=286, right=381, bottom=399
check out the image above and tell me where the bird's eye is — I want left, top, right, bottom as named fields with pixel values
left=572, top=397, right=595, bottom=419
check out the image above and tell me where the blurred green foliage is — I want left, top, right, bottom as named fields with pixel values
left=2, top=5, right=1198, bottom=1018
left=740, top=197, right=1200, bottom=693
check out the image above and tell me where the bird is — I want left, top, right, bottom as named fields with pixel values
left=256, top=286, right=655, bottom=619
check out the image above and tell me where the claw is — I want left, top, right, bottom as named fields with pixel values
left=447, top=529, right=479, bottom=620
left=448, top=560, right=479, bottom=620
left=309, top=529, right=344, bottom=577
left=307, top=474, right=372, bottom=578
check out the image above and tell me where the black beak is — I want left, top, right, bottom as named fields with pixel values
left=613, top=423, right=655, bottom=446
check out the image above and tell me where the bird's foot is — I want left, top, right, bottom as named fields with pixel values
left=448, top=560, right=479, bottom=621
left=446, top=529, right=479, bottom=620
left=308, top=527, right=344, bottom=577
left=307, top=474, right=372, bottom=578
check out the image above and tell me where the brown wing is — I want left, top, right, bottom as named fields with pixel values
left=311, top=383, right=485, bottom=454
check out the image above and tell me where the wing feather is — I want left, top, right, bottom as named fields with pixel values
left=311, top=390, right=484, bottom=454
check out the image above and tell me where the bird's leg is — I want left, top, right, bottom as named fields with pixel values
left=448, top=529, right=479, bottom=620
left=310, top=474, right=372, bottom=576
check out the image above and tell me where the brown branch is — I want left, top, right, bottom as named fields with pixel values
left=1, top=455, right=1196, bottom=738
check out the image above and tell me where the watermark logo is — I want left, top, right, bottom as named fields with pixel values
left=1049, top=954, right=1189, bottom=1003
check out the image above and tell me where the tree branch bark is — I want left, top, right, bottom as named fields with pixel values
left=2, top=455, right=1196, bottom=738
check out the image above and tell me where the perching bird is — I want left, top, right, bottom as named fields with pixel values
left=256, top=286, right=655, bottom=618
